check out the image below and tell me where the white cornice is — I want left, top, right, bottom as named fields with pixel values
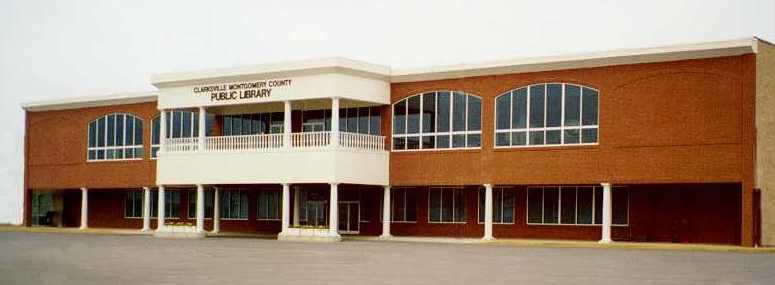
left=21, top=91, right=157, bottom=112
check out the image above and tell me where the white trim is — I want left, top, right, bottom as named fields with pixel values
left=22, top=91, right=156, bottom=112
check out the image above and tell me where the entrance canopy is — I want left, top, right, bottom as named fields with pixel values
left=151, top=57, right=392, bottom=110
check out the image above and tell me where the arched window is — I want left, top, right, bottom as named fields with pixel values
left=151, top=110, right=213, bottom=158
left=392, top=91, right=481, bottom=150
left=87, top=113, right=143, bottom=161
left=495, top=83, right=599, bottom=147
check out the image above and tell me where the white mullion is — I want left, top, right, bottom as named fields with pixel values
left=526, top=87, right=532, bottom=146
left=541, top=187, right=545, bottom=223
left=561, top=84, right=566, bottom=144
left=419, top=93, right=424, bottom=149
left=592, top=187, right=597, bottom=224
left=558, top=187, right=562, bottom=225
left=543, top=84, right=548, bottom=144
left=509, top=91, right=513, bottom=144
left=575, top=187, right=579, bottom=225
left=435, top=92, right=439, bottom=148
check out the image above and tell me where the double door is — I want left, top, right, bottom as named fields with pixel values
left=338, top=201, right=360, bottom=234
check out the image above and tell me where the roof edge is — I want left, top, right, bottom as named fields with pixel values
left=22, top=91, right=157, bottom=112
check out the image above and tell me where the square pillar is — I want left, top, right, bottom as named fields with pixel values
left=212, top=187, right=220, bottom=234
left=600, top=183, right=613, bottom=244
left=293, top=187, right=300, bottom=227
left=380, top=185, right=392, bottom=238
left=281, top=183, right=290, bottom=233
left=196, top=184, right=205, bottom=233
left=159, top=109, right=167, bottom=155
left=483, top=183, right=494, bottom=241
left=329, top=183, right=340, bottom=236
left=330, top=97, right=340, bottom=147
left=283, top=101, right=292, bottom=148
left=157, top=185, right=166, bottom=230
left=79, top=187, right=88, bottom=229
left=141, top=187, right=151, bottom=232
left=198, top=106, right=206, bottom=151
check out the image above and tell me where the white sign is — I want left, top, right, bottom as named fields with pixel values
left=192, top=78, right=293, bottom=102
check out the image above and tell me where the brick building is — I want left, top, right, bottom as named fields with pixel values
left=21, top=37, right=775, bottom=246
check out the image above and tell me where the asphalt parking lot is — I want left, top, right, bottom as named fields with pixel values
left=0, top=231, right=773, bottom=285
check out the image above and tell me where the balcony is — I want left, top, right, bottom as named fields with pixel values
left=156, top=131, right=389, bottom=186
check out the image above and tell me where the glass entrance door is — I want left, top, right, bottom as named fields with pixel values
left=338, top=202, right=360, bottom=234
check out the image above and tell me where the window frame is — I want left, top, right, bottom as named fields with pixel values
left=494, top=83, right=600, bottom=149
left=257, top=189, right=282, bottom=221
left=220, top=188, right=250, bottom=220
left=87, top=113, right=144, bottom=162
left=525, top=186, right=629, bottom=226
left=124, top=189, right=144, bottom=219
left=427, top=187, right=467, bottom=224
left=477, top=187, right=516, bottom=225
left=392, top=91, right=482, bottom=152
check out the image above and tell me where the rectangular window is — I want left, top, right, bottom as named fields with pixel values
left=527, top=186, right=628, bottom=225
left=390, top=187, right=417, bottom=222
left=478, top=187, right=515, bottom=224
left=124, top=190, right=144, bottom=218
left=165, top=190, right=181, bottom=219
left=187, top=189, right=214, bottom=219
left=257, top=189, right=281, bottom=220
left=428, top=187, right=466, bottom=223
left=221, top=189, right=249, bottom=220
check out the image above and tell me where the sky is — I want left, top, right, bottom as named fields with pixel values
left=0, top=0, right=773, bottom=224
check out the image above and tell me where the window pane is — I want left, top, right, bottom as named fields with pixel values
left=564, top=129, right=580, bottom=144
left=242, top=114, right=250, bottom=135
left=369, top=107, right=381, bottom=135
left=452, top=134, right=465, bottom=148
left=564, top=85, right=581, bottom=126
left=493, top=190, right=502, bottom=223
left=478, top=189, right=485, bottom=223
left=546, top=130, right=561, bottom=145
left=496, top=94, right=511, bottom=130
left=560, top=187, right=577, bottom=224
left=496, top=132, right=510, bottom=146
left=125, top=192, right=133, bottom=217
left=421, top=136, right=435, bottom=149
left=134, top=119, right=142, bottom=146
left=512, top=132, right=527, bottom=146
left=436, top=135, right=449, bottom=149
left=393, top=189, right=406, bottom=221
left=407, top=96, right=421, bottom=134
left=152, top=117, right=160, bottom=145
left=513, top=88, right=528, bottom=129
left=437, top=92, right=450, bottom=132
left=188, top=190, right=196, bottom=219
left=407, top=137, right=420, bottom=150
left=422, top=92, right=436, bottom=133
left=223, top=116, right=232, bottom=136
left=347, top=108, right=358, bottom=133
left=107, top=114, right=115, bottom=146
left=612, top=188, right=629, bottom=225
left=582, top=128, right=598, bottom=143
left=406, top=190, right=417, bottom=221
left=570, top=187, right=591, bottom=225
left=582, top=88, right=599, bottom=126
left=466, top=134, right=481, bottom=148
left=529, top=85, right=545, bottom=128
left=527, top=188, right=543, bottom=223
left=452, top=92, right=466, bottom=132
left=207, top=114, right=215, bottom=136
left=441, top=189, right=453, bottom=222
left=543, top=187, right=559, bottom=224
left=594, top=187, right=603, bottom=224
left=467, top=97, right=481, bottom=131
left=393, top=100, right=406, bottom=135
left=88, top=121, right=97, bottom=148
left=393, top=137, right=406, bottom=150
left=358, top=107, right=369, bottom=134
left=240, top=192, right=249, bottom=219
left=546, top=84, right=562, bottom=127
left=97, top=117, right=106, bottom=147
left=503, top=189, right=514, bottom=223
left=115, top=114, right=124, bottom=147
left=429, top=189, right=441, bottom=222
left=182, top=112, right=192, bottom=138
left=528, top=131, right=544, bottom=145
left=453, top=189, right=466, bottom=222
left=232, top=115, right=242, bottom=136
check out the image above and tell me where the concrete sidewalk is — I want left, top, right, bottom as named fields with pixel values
left=2, top=225, right=773, bottom=254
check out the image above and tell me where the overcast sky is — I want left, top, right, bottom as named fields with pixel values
left=0, top=0, right=773, bottom=224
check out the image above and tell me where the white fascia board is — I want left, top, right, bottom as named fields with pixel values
left=391, top=37, right=759, bottom=83
left=22, top=91, right=157, bottom=112
left=151, top=57, right=392, bottom=88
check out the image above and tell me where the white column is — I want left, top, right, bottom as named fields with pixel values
left=212, top=187, right=220, bottom=234
left=330, top=97, right=340, bottom=147
left=141, top=187, right=151, bottom=232
left=483, top=184, right=494, bottom=240
left=283, top=100, right=292, bottom=148
left=293, top=187, right=300, bottom=227
left=329, top=183, right=340, bottom=236
left=196, top=184, right=205, bottom=233
left=157, top=185, right=166, bottom=230
left=159, top=109, right=167, bottom=154
left=79, top=187, right=88, bottom=229
left=198, top=106, right=206, bottom=151
left=281, top=183, right=290, bottom=233
left=600, top=183, right=613, bottom=244
left=380, top=185, right=392, bottom=238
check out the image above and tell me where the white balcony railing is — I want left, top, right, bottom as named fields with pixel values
left=205, top=133, right=283, bottom=151
left=162, top=131, right=385, bottom=154
left=165, top=137, right=199, bottom=153
left=339, top=132, right=385, bottom=151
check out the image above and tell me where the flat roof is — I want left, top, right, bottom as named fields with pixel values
left=23, top=37, right=764, bottom=112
